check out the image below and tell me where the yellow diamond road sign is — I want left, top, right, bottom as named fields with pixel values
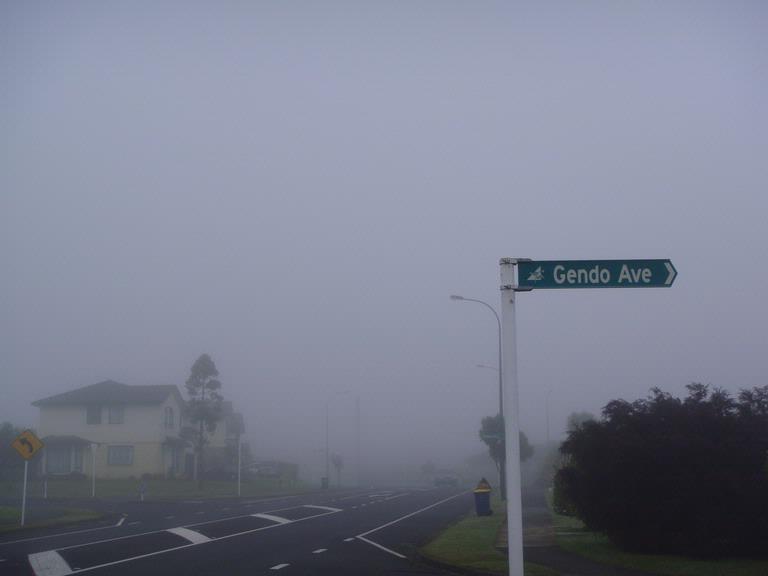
left=12, top=430, right=44, bottom=460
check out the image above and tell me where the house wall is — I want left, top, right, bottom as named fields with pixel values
left=38, top=394, right=186, bottom=479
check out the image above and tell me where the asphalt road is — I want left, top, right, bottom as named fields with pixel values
left=0, top=487, right=472, bottom=576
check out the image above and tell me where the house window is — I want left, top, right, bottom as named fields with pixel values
left=108, top=405, right=124, bottom=424
left=46, top=445, right=72, bottom=474
left=107, top=446, right=134, bottom=466
left=46, top=445, right=83, bottom=474
left=86, top=405, right=102, bottom=424
left=164, top=406, right=174, bottom=429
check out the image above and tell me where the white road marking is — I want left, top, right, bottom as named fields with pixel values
left=127, top=521, right=141, bottom=526
left=39, top=509, right=341, bottom=575
left=337, top=492, right=374, bottom=501
left=355, top=491, right=470, bottom=560
left=270, top=564, right=290, bottom=570
left=352, top=506, right=358, bottom=509
left=312, top=548, right=327, bottom=554
left=355, top=535, right=406, bottom=559
left=115, top=517, right=125, bottom=527
left=0, top=522, right=124, bottom=547
left=28, top=550, right=72, bottom=576
left=344, top=537, right=355, bottom=542
left=303, top=504, right=342, bottom=513
left=384, top=492, right=410, bottom=502
left=243, top=495, right=299, bottom=505
left=166, top=527, right=211, bottom=544
left=358, top=491, right=469, bottom=538
left=252, top=513, right=292, bottom=525
left=26, top=503, right=345, bottom=576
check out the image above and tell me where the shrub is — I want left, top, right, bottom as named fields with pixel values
left=556, top=384, right=768, bottom=558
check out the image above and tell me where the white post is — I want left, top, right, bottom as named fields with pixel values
left=237, top=434, right=242, bottom=497
left=91, top=444, right=96, bottom=498
left=21, top=460, right=29, bottom=527
left=500, top=259, right=524, bottom=576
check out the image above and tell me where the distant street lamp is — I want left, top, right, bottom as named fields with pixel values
left=451, top=294, right=506, bottom=499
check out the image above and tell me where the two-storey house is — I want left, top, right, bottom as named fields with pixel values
left=32, top=380, right=189, bottom=479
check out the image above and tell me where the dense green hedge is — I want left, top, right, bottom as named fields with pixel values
left=555, top=384, right=768, bottom=558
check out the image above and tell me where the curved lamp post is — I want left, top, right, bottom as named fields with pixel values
left=451, top=294, right=506, bottom=499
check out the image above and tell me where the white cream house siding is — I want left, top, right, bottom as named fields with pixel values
left=33, top=380, right=188, bottom=479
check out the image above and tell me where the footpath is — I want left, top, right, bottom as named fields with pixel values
left=514, top=488, right=654, bottom=576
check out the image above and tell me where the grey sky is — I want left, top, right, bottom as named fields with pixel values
left=2, top=1, right=766, bottom=476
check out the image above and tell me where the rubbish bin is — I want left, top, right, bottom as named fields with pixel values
left=474, top=478, right=492, bottom=516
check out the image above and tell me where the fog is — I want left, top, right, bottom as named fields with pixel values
left=2, top=1, right=766, bottom=484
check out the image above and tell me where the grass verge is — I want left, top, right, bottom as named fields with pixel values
left=0, top=505, right=103, bottom=534
left=551, top=500, right=768, bottom=576
left=420, top=497, right=559, bottom=576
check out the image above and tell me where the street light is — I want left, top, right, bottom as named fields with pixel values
left=451, top=294, right=506, bottom=499
left=450, top=295, right=503, bottom=418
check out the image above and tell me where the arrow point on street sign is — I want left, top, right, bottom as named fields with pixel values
left=664, top=261, right=677, bottom=286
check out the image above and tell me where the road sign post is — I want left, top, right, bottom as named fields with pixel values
left=12, top=430, right=44, bottom=527
left=499, top=257, right=676, bottom=576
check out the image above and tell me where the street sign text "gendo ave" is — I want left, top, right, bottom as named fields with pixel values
left=517, top=259, right=677, bottom=290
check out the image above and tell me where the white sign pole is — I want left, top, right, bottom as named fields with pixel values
left=21, top=460, right=29, bottom=527
left=500, top=258, right=524, bottom=576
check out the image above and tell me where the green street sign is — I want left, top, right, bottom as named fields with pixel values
left=517, top=259, right=677, bottom=290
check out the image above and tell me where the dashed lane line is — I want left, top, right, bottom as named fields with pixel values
left=270, top=564, right=290, bottom=570
left=312, top=548, right=327, bottom=554
left=384, top=492, right=410, bottom=502
left=344, top=538, right=355, bottom=542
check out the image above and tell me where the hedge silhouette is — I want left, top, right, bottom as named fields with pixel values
left=555, top=383, right=768, bottom=557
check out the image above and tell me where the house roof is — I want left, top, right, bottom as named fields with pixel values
left=32, top=380, right=182, bottom=407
